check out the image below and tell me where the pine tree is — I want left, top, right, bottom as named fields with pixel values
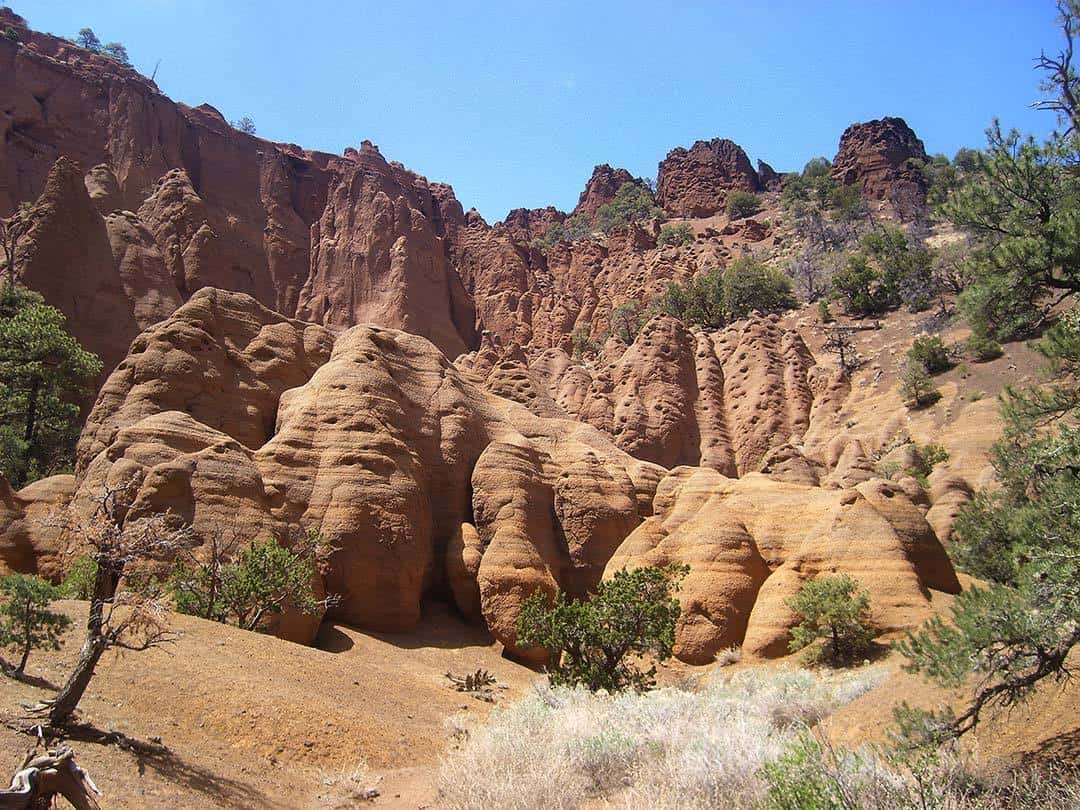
left=0, top=574, right=71, bottom=675
left=899, top=308, right=1080, bottom=736
left=0, top=286, right=101, bottom=487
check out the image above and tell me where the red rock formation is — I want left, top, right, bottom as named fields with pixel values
left=14, top=158, right=144, bottom=377
left=756, top=159, right=783, bottom=192
left=295, top=143, right=473, bottom=357
left=62, top=290, right=659, bottom=649
left=656, top=139, right=760, bottom=217
left=501, top=206, right=565, bottom=244
left=831, top=117, right=928, bottom=220
left=571, top=164, right=636, bottom=218
left=463, top=313, right=819, bottom=477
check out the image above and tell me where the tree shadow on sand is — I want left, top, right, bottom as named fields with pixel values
left=59, top=723, right=285, bottom=809
left=2, top=670, right=60, bottom=691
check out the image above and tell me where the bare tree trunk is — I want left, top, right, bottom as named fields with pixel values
left=47, top=635, right=106, bottom=727
left=46, top=576, right=109, bottom=727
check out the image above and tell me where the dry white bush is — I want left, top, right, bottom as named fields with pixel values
left=714, top=645, right=742, bottom=667
left=437, top=667, right=882, bottom=810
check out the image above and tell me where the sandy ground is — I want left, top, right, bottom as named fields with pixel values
left=0, top=600, right=537, bottom=809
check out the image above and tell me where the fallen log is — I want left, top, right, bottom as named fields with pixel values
left=0, top=745, right=101, bottom=810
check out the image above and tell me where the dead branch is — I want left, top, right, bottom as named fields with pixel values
left=0, top=744, right=101, bottom=810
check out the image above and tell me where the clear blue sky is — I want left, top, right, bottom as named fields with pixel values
left=12, top=1, right=1062, bottom=220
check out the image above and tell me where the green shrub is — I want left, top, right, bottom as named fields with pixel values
left=58, top=557, right=98, bottom=600
left=102, top=41, right=130, bottom=65
left=785, top=574, right=876, bottom=665
left=572, top=328, right=600, bottom=361
left=0, top=574, right=72, bottom=674
left=761, top=734, right=851, bottom=810
left=917, top=443, right=949, bottom=472
left=965, top=333, right=1003, bottom=362
left=830, top=253, right=891, bottom=316
left=898, top=360, right=942, bottom=408
left=516, top=564, right=687, bottom=692
left=657, top=258, right=794, bottom=328
left=0, top=286, right=103, bottom=487
left=609, top=301, right=645, bottom=344
left=725, top=190, right=762, bottom=219
left=531, top=213, right=595, bottom=252
left=594, top=183, right=660, bottom=234
left=232, top=116, right=257, bottom=135
left=3, top=26, right=19, bottom=42
left=722, top=257, right=796, bottom=320
left=170, top=533, right=335, bottom=631
left=76, top=27, right=101, bottom=52
left=657, top=222, right=693, bottom=247
left=657, top=270, right=726, bottom=329
left=817, top=299, right=833, bottom=323
left=907, top=335, right=951, bottom=374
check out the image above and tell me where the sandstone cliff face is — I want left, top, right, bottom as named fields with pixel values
left=463, top=313, right=819, bottom=477
left=0, top=289, right=964, bottom=661
left=656, top=139, right=761, bottom=217
left=501, top=206, right=565, bottom=244
left=831, top=117, right=928, bottom=221
left=14, top=157, right=145, bottom=378
left=295, top=143, right=474, bottom=357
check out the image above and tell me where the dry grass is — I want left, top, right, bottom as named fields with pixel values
left=437, top=666, right=1079, bottom=809
left=715, top=645, right=743, bottom=667
left=437, top=667, right=882, bottom=809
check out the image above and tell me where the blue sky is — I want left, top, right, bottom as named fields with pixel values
left=12, top=1, right=1062, bottom=220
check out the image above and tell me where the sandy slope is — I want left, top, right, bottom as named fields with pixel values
left=0, top=601, right=536, bottom=808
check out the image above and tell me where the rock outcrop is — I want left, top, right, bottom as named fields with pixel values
left=36, top=290, right=658, bottom=651
left=757, top=160, right=783, bottom=192
left=831, top=117, right=928, bottom=220
left=605, top=467, right=960, bottom=663
left=656, top=139, right=760, bottom=217
left=0, top=474, right=74, bottom=581
left=572, top=164, right=636, bottom=218
left=464, top=313, right=820, bottom=477
left=295, top=142, right=474, bottom=357
left=501, top=206, right=565, bottom=244
left=0, top=288, right=964, bottom=661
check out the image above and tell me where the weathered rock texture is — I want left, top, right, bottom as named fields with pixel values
left=0, top=290, right=963, bottom=663
left=10, top=289, right=660, bottom=652
left=461, top=313, right=822, bottom=477
left=656, top=139, right=761, bottom=217
left=831, top=117, right=928, bottom=220
left=572, top=164, right=636, bottom=218
left=605, top=467, right=960, bottom=663
left=0, top=10, right=967, bottom=662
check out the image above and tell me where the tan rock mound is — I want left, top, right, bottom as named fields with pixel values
left=62, top=289, right=659, bottom=652
left=606, top=468, right=960, bottom=664
left=77, top=287, right=334, bottom=471
left=0, top=474, right=75, bottom=580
